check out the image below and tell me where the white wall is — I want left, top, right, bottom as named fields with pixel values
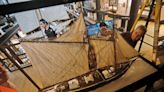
left=8, top=0, right=38, bottom=33
left=8, top=0, right=31, bottom=4
left=40, top=5, right=69, bottom=22
left=11, top=10, right=39, bottom=33
left=8, top=0, right=69, bottom=33
left=0, top=0, right=6, bottom=5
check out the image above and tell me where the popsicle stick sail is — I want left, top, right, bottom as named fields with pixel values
left=21, top=42, right=89, bottom=87
left=21, top=13, right=138, bottom=90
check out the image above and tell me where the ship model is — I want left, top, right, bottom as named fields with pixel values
left=21, top=12, right=138, bottom=91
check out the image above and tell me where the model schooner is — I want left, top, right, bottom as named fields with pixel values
left=21, top=13, right=138, bottom=91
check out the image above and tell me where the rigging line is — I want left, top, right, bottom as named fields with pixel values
left=89, top=38, right=111, bottom=41
left=21, top=40, right=87, bottom=44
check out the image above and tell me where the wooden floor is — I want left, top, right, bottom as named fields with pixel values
left=6, top=20, right=164, bottom=92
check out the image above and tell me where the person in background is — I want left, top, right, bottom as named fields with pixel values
left=159, top=41, right=164, bottom=48
left=39, top=19, right=57, bottom=39
left=121, top=25, right=147, bottom=48
left=0, top=65, right=18, bottom=92
left=98, top=22, right=146, bottom=48
left=98, top=22, right=112, bottom=37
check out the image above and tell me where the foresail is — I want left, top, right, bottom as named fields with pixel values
left=55, top=13, right=86, bottom=42
left=89, top=32, right=139, bottom=68
left=116, top=32, right=138, bottom=63
left=21, top=42, right=89, bottom=88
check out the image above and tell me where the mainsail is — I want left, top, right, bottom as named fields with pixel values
left=21, top=13, right=138, bottom=89
left=21, top=42, right=89, bottom=87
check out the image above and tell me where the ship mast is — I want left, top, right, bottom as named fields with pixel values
left=110, top=0, right=118, bottom=71
left=80, top=1, right=97, bottom=70
left=86, top=20, right=97, bottom=70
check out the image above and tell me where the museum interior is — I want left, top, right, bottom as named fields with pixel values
left=0, top=0, right=164, bottom=92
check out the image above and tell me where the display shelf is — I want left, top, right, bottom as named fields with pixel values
left=0, top=50, right=31, bottom=72
left=0, top=23, right=19, bottom=45
left=4, top=60, right=32, bottom=72
left=0, top=27, right=32, bottom=72
left=1, top=55, right=31, bottom=72
left=1, top=52, right=26, bottom=61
